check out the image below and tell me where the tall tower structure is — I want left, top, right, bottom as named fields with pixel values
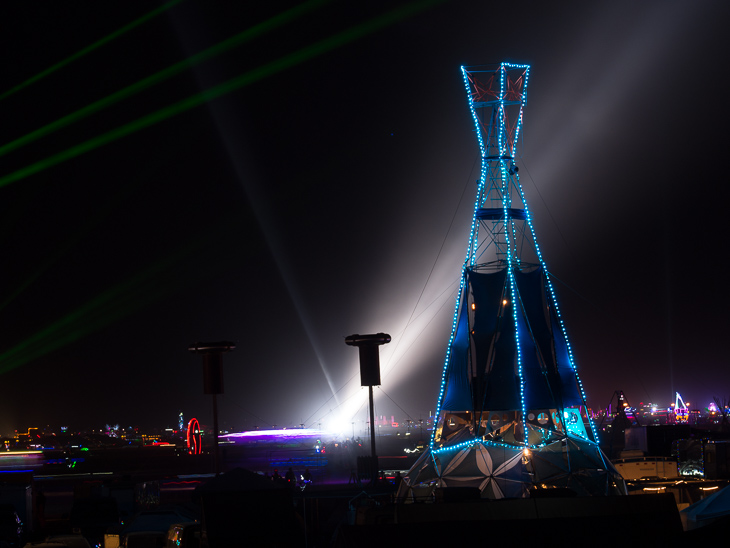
left=398, top=64, right=625, bottom=499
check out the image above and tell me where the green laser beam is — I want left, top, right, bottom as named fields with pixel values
left=0, top=0, right=445, bottom=370
left=0, top=0, right=443, bottom=189
left=0, top=0, right=331, bottom=159
left=0, top=0, right=185, bottom=102
left=0, top=253, right=175, bottom=373
left=0, top=160, right=169, bottom=314
left=0, top=216, right=240, bottom=374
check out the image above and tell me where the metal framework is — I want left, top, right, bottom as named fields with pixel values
left=397, top=64, right=625, bottom=500
left=460, top=63, right=535, bottom=271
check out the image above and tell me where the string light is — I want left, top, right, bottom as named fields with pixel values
left=432, top=62, right=599, bottom=457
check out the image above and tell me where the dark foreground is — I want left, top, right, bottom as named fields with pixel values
left=0, top=444, right=725, bottom=547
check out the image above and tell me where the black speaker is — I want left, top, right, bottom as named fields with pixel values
left=203, top=353, right=224, bottom=394
left=359, top=345, right=381, bottom=386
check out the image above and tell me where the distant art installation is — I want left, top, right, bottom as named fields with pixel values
left=397, top=64, right=626, bottom=500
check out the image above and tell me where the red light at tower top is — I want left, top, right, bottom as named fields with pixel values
left=187, top=418, right=202, bottom=455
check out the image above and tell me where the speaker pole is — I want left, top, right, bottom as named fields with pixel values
left=189, top=341, right=235, bottom=476
left=345, top=333, right=391, bottom=485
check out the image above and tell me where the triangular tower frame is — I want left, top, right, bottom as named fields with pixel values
left=398, top=64, right=626, bottom=499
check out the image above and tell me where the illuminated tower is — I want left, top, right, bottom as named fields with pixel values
left=398, top=63, right=625, bottom=499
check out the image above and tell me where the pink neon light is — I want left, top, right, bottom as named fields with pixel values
left=187, top=418, right=201, bottom=455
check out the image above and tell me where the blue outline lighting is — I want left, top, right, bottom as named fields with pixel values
left=431, top=433, right=603, bottom=457
left=432, top=63, right=597, bottom=451
left=512, top=178, right=599, bottom=442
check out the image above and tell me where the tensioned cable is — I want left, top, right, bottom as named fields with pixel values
left=350, top=398, right=369, bottom=424
left=383, top=155, right=478, bottom=369
left=310, top=380, right=383, bottom=427
left=517, top=156, right=576, bottom=266
left=385, top=271, right=461, bottom=350
left=304, top=278, right=459, bottom=427
left=518, top=157, right=599, bottom=309
left=302, top=372, right=358, bottom=426
left=377, top=386, right=415, bottom=421
left=221, top=396, right=273, bottom=428
left=0, top=0, right=185, bottom=102
left=380, top=277, right=458, bottom=381
left=637, top=379, right=653, bottom=403
left=309, top=388, right=387, bottom=431
left=547, top=271, right=599, bottom=310
left=302, top=258, right=462, bottom=424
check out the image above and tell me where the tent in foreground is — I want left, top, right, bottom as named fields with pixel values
left=398, top=63, right=625, bottom=500
left=681, top=484, right=730, bottom=529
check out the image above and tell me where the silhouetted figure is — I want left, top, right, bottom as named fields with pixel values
left=285, top=467, right=295, bottom=485
left=272, top=469, right=282, bottom=481
left=348, top=469, right=359, bottom=485
left=303, top=468, right=312, bottom=482
left=393, top=471, right=403, bottom=488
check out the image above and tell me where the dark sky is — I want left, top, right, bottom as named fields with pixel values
left=0, top=1, right=728, bottom=435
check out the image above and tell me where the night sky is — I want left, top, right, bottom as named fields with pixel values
left=1, top=1, right=728, bottom=435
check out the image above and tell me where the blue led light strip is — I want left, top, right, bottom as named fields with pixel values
left=431, top=434, right=601, bottom=456
left=498, top=64, right=527, bottom=446
left=431, top=64, right=530, bottom=449
left=429, top=68, right=487, bottom=448
left=432, top=63, right=601, bottom=453
left=513, top=179, right=599, bottom=442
